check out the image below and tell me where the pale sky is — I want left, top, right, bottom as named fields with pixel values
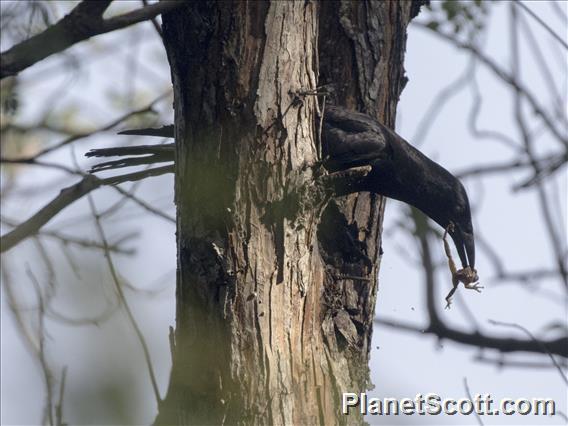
left=1, top=1, right=566, bottom=425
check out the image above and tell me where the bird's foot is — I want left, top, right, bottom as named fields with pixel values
left=445, top=297, right=453, bottom=310
left=302, top=157, right=329, bottom=178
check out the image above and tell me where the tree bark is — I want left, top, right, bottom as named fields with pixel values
left=156, top=1, right=421, bottom=424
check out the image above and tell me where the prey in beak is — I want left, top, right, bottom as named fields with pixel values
left=448, top=223, right=476, bottom=270
left=443, top=223, right=482, bottom=309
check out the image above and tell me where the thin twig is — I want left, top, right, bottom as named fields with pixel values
left=26, top=266, right=55, bottom=426
left=463, top=378, right=483, bottom=426
left=86, top=193, right=162, bottom=404
left=515, top=1, right=568, bottom=50
left=0, top=1, right=183, bottom=78
left=2, top=92, right=170, bottom=162
left=475, top=354, right=568, bottom=370
left=456, top=152, right=566, bottom=180
left=141, top=0, right=164, bottom=39
left=488, top=319, right=568, bottom=384
left=518, top=11, right=565, bottom=121
left=55, top=367, right=67, bottom=426
left=1, top=165, right=173, bottom=253
left=467, top=73, right=520, bottom=150
left=0, top=158, right=82, bottom=175
left=111, top=181, right=175, bottom=223
left=412, top=57, right=475, bottom=148
left=374, top=317, right=568, bottom=357
left=510, top=4, right=567, bottom=287
left=416, top=22, right=568, bottom=147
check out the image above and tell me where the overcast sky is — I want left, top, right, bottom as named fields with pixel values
left=1, top=1, right=566, bottom=425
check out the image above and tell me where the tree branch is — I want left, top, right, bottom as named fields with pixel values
left=415, top=22, right=568, bottom=148
left=85, top=193, right=161, bottom=405
left=456, top=152, right=567, bottom=181
left=488, top=319, right=568, bottom=384
left=375, top=317, right=568, bottom=358
left=516, top=1, right=568, bottom=50
left=0, top=165, right=173, bottom=253
left=0, top=0, right=183, bottom=79
left=1, top=91, right=170, bottom=162
left=1, top=217, right=136, bottom=254
left=382, top=208, right=568, bottom=359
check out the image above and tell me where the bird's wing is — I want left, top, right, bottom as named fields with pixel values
left=323, top=107, right=388, bottom=172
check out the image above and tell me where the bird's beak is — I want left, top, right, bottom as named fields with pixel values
left=450, top=228, right=475, bottom=269
left=463, top=231, right=476, bottom=269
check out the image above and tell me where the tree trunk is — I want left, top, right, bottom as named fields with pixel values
left=156, top=1, right=420, bottom=424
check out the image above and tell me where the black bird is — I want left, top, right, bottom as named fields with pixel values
left=323, top=106, right=475, bottom=270
left=86, top=107, right=476, bottom=270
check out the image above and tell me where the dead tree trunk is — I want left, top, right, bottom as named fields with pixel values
left=156, top=1, right=421, bottom=424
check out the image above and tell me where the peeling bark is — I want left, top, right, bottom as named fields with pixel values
left=156, top=1, right=420, bottom=424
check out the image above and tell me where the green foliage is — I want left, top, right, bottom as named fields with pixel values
left=424, top=0, right=489, bottom=39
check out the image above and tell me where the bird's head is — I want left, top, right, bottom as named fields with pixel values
left=425, top=175, right=476, bottom=271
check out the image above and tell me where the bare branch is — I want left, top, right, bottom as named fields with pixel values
left=141, top=0, right=164, bottom=39
left=110, top=180, right=175, bottom=223
left=518, top=10, right=565, bottom=121
left=475, top=354, right=568, bottom=370
left=2, top=216, right=136, bottom=254
left=381, top=209, right=568, bottom=359
left=416, top=22, right=568, bottom=148
left=411, top=57, right=475, bottom=148
left=510, top=4, right=568, bottom=287
left=86, top=193, right=161, bottom=404
left=319, top=165, right=373, bottom=196
left=463, top=378, right=484, bottom=426
left=550, top=2, right=568, bottom=24
left=492, top=269, right=562, bottom=285
left=456, top=152, right=566, bottom=180
left=516, top=1, right=568, bottom=50
left=488, top=319, right=568, bottom=384
left=0, top=0, right=184, bottom=79
left=0, top=157, right=82, bottom=175
left=1, top=92, right=170, bottom=162
left=0, top=165, right=173, bottom=253
left=55, top=367, right=67, bottom=426
left=43, top=229, right=137, bottom=254
left=26, top=267, right=55, bottom=426
left=467, top=74, right=520, bottom=150
left=374, top=317, right=568, bottom=358
left=513, top=154, right=568, bottom=189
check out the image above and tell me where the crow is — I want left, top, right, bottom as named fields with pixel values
left=322, top=106, right=476, bottom=271
left=86, top=107, right=476, bottom=273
